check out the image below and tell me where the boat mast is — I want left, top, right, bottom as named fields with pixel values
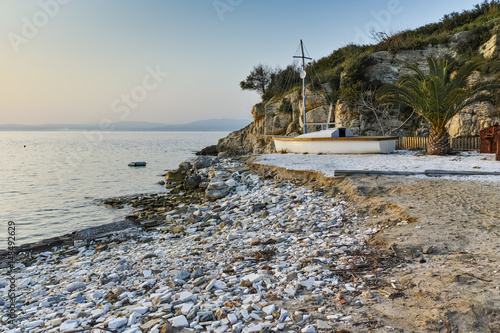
left=294, top=39, right=312, bottom=134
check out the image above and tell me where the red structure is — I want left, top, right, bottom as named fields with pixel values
left=497, top=133, right=500, bottom=161
left=479, top=125, right=500, bottom=157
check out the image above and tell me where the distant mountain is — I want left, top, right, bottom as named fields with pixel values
left=0, top=119, right=251, bottom=132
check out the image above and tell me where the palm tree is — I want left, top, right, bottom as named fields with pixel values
left=379, top=56, right=499, bottom=155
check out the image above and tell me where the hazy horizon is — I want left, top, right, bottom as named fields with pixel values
left=0, top=0, right=484, bottom=125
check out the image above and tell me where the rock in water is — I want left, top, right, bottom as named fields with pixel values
left=206, top=181, right=230, bottom=201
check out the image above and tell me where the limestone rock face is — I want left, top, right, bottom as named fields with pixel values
left=252, top=103, right=265, bottom=122
left=264, top=102, right=291, bottom=135
left=479, top=34, right=499, bottom=59
left=448, top=102, right=500, bottom=137
left=366, top=48, right=456, bottom=85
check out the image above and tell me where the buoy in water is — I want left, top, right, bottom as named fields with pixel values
left=128, top=162, right=146, bottom=167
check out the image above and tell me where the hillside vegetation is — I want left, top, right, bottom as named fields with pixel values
left=250, top=1, right=500, bottom=104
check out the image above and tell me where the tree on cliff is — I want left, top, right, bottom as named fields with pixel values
left=380, top=56, right=500, bottom=155
left=240, top=64, right=273, bottom=97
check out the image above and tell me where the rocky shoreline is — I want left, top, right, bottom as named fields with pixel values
left=1, top=155, right=405, bottom=333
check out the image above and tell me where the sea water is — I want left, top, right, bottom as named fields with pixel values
left=0, top=131, right=228, bottom=248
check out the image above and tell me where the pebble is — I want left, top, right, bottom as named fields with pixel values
left=302, top=324, right=316, bottom=333
left=3, top=158, right=379, bottom=333
left=107, top=317, right=127, bottom=329
left=170, top=315, right=189, bottom=327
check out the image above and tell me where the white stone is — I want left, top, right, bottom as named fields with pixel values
left=128, top=312, right=138, bottom=326
left=108, top=317, right=127, bottom=329
left=178, top=291, right=195, bottom=302
left=345, top=283, right=356, bottom=292
left=129, top=306, right=148, bottom=315
left=23, top=320, right=44, bottom=328
left=284, top=288, right=296, bottom=297
left=240, top=309, right=249, bottom=319
left=66, top=282, right=85, bottom=292
left=60, top=320, right=79, bottom=331
left=169, top=315, right=188, bottom=328
left=249, top=312, right=262, bottom=321
left=143, top=270, right=152, bottom=278
left=300, top=278, right=316, bottom=289
left=316, top=320, right=332, bottom=329
left=226, top=179, right=237, bottom=188
left=247, top=324, right=263, bottom=332
left=279, top=309, right=289, bottom=322
left=241, top=273, right=263, bottom=283
left=301, top=324, right=316, bottom=333
left=215, top=325, right=229, bottom=333
left=181, top=302, right=193, bottom=314
left=262, top=304, right=276, bottom=315
left=227, top=313, right=238, bottom=324
left=232, top=322, right=243, bottom=332
left=90, top=291, right=104, bottom=301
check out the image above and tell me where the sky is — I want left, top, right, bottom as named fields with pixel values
left=0, top=0, right=486, bottom=125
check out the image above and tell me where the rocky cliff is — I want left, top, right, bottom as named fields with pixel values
left=217, top=32, right=500, bottom=156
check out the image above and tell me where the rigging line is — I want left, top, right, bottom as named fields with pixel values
left=294, top=44, right=302, bottom=58
left=308, top=56, right=333, bottom=106
left=283, top=62, right=301, bottom=97
left=277, top=61, right=300, bottom=100
left=299, top=43, right=333, bottom=106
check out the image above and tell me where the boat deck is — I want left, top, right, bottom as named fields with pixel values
left=273, top=136, right=399, bottom=141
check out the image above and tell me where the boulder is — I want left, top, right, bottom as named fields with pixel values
left=165, top=170, right=186, bottom=183
left=218, top=151, right=229, bottom=159
left=206, top=181, right=230, bottom=201
left=196, top=145, right=218, bottom=156
left=178, top=161, right=192, bottom=171
left=193, top=156, right=212, bottom=169
left=184, top=175, right=202, bottom=191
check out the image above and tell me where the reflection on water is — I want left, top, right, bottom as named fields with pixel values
left=0, top=131, right=227, bottom=248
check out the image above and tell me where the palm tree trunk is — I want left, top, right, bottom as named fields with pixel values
left=427, top=128, right=451, bottom=155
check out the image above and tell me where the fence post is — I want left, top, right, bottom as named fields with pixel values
left=496, top=133, right=500, bottom=161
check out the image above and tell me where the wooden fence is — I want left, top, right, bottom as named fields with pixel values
left=397, top=137, right=480, bottom=151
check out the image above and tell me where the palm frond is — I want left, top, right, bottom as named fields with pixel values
left=379, top=56, right=500, bottom=133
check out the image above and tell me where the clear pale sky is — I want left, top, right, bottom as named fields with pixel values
left=0, top=0, right=484, bottom=125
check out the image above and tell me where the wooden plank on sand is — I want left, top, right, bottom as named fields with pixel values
left=424, top=170, right=500, bottom=176
left=334, top=170, right=423, bottom=176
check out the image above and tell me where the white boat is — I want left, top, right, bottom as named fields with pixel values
left=274, top=128, right=398, bottom=154
left=272, top=40, right=398, bottom=154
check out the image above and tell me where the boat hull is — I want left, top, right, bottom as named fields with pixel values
left=273, top=136, right=398, bottom=154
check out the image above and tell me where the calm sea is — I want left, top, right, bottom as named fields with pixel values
left=0, top=131, right=228, bottom=249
